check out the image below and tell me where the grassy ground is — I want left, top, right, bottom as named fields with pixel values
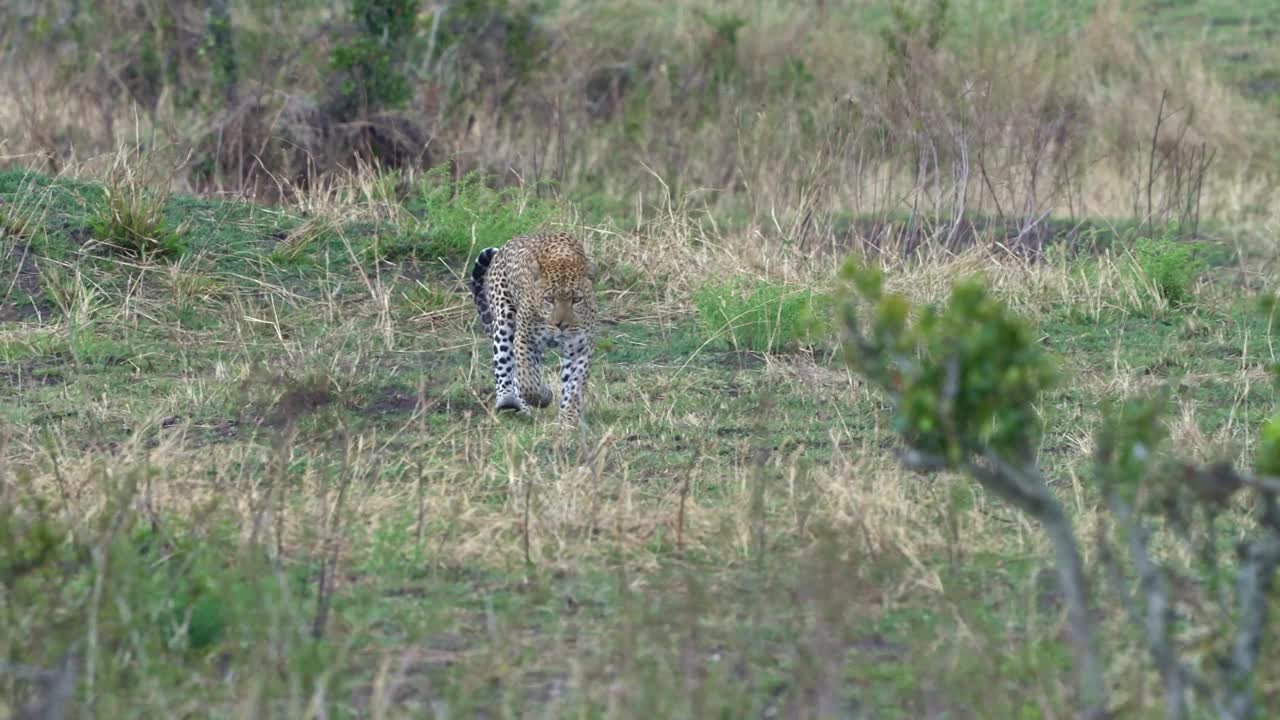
left=2, top=157, right=1278, bottom=717
left=3, top=2, right=1280, bottom=717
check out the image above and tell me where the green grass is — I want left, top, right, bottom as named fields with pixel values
left=692, top=278, right=832, bottom=353
left=384, top=167, right=562, bottom=264
left=1, top=163, right=1277, bottom=718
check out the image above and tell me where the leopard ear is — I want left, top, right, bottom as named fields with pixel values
left=585, top=259, right=596, bottom=282
left=530, top=262, right=542, bottom=283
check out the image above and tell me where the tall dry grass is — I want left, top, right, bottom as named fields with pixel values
left=1, top=0, right=1276, bottom=254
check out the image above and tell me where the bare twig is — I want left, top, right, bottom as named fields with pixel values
left=1106, top=491, right=1208, bottom=720
left=1221, top=487, right=1280, bottom=720
left=522, top=469, right=534, bottom=570
left=677, top=470, right=690, bottom=555
left=889, top=440, right=1107, bottom=715
left=1145, top=90, right=1167, bottom=238
left=314, top=432, right=355, bottom=640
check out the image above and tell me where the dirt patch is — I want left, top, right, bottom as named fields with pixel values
left=177, top=418, right=241, bottom=446
left=0, top=366, right=65, bottom=389
left=209, top=418, right=240, bottom=439
left=260, top=376, right=337, bottom=428
left=0, top=241, right=54, bottom=321
left=710, top=351, right=766, bottom=371
left=395, top=262, right=429, bottom=284
left=853, top=632, right=907, bottom=661
left=354, top=382, right=478, bottom=420
left=357, top=385, right=422, bottom=418
left=67, top=226, right=92, bottom=246
left=0, top=355, right=69, bottom=389
left=1244, top=70, right=1280, bottom=100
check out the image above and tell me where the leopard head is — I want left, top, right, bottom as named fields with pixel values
left=532, top=238, right=595, bottom=332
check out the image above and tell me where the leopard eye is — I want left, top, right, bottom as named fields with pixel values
left=572, top=294, right=584, bottom=304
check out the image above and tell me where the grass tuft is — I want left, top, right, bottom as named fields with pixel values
left=87, top=151, right=186, bottom=260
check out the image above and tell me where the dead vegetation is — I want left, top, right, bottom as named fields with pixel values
left=1, top=0, right=1276, bottom=247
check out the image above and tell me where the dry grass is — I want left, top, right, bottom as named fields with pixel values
left=2, top=144, right=1277, bottom=713
left=2, top=1, right=1277, bottom=233
left=3, top=0, right=1280, bottom=715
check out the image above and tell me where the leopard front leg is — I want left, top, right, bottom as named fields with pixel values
left=557, top=331, right=593, bottom=427
left=510, top=323, right=549, bottom=412
left=523, top=335, right=554, bottom=408
left=491, top=307, right=525, bottom=413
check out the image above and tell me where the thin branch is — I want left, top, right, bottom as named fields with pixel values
left=1107, top=492, right=1211, bottom=719
left=1222, top=489, right=1280, bottom=720
left=1146, top=90, right=1168, bottom=238
left=899, top=445, right=1108, bottom=717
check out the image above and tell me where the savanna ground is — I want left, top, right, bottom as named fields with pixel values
left=2, top=1, right=1280, bottom=718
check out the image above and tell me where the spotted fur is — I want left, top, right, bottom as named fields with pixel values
left=469, top=232, right=597, bottom=426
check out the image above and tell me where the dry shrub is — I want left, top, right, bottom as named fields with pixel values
left=188, top=96, right=432, bottom=198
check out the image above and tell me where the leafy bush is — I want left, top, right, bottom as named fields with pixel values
left=1091, top=391, right=1280, bottom=719
left=1259, top=293, right=1280, bottom=476
left=0, top=199, right=38, bottom=241
left=1131, top=231, right=1204, bottom=306
left=839, top=261, right=1099, bottom=712
left=330, top=39, right=414, bottom=114
left=840, top=267, right=1054, bottom=462
left=693, top=278, right=831, bottom=354
left=840, top=260, right=1280, bottom=719
left=354, top=0, right=420, bottom=40
left=693, top=8, right=749, bottom=93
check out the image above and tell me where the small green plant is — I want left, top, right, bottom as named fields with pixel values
left=270, top=216, right=339, bottom=264
left=1, top=203, right=36, bottom=241
left=328, top=0, right=420, bottom=119
left=693, top=8, right=748, bottom=91
left=398, top=279, right=455, bottom=320
left=881, top=0, right=951, bottom=73
left=1259, top=293, right=1280, bottom=475
left=429, top=0, right=547, bottom=104
left=1131, top=230, right=1204, bottom=307
left=1093, top=390, right=1280, bottom=720
left=0, top=468, right=321, bottom=714
left=694, top=278, right=831, bottom=354
left=88, top=188, right=185, bottom=260
left=0, top=173, right=54, bottom=248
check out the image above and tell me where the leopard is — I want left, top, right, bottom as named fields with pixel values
left=468, top=232, right=597, bottom=427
